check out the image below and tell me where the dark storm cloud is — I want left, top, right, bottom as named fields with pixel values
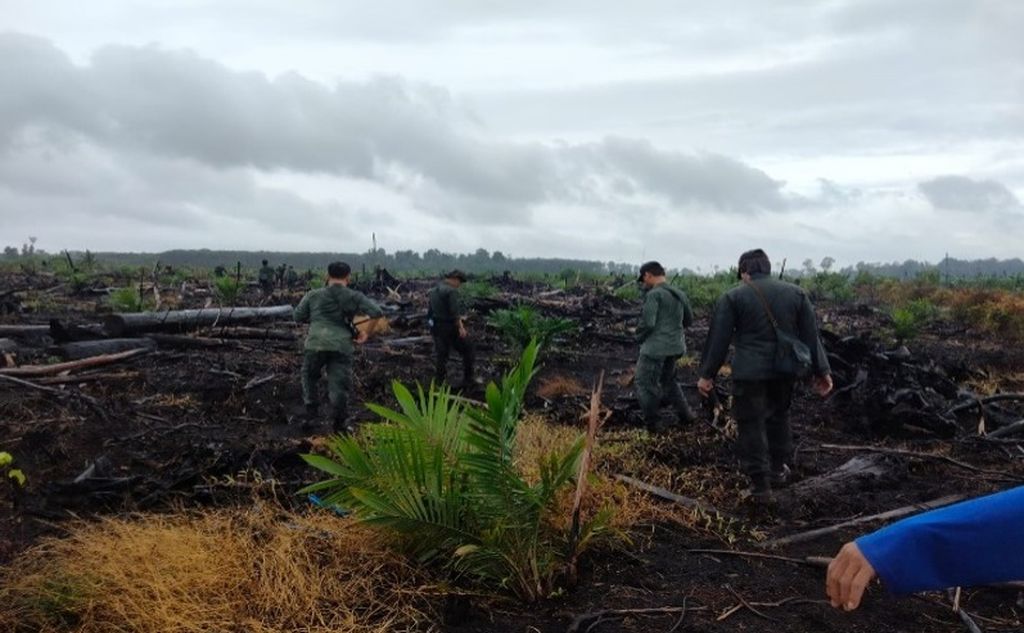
left=918, top=175, right=1022, bottom=213
left=0, top=33, right=792, bottom=220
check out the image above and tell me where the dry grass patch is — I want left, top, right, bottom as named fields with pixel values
left=536, top=375, right=588, bottom=399
left=0, top=504, right=438, bottom=633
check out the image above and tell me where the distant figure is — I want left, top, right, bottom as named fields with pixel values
left=698, top=249, right=832, bottom=502
left=276, top=263, right=287, bottom=288
left=293, top=261, right=384, bottom=433
left=635, top=261, right=696, bottom=433
left=286, top=265, right=299, bottom=288
left=213, top=265, right=227, bottom=277
left=428, top=270, right=477, bottom=387
left=258, top=259, right=275, bottom=295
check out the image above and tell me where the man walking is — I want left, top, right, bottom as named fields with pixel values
left=294, top=261, right=384, bottom=433
left=428, top=270, right=476, bottom=387
left=635, top=261, right=696, bottom=433
left=698, top=249, right=832, bottom=501
left=258, top=259, right=276, bottom=295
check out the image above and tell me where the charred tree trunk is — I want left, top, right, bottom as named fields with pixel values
left=58, top=338, right=157, bottom=360
left=103, top=305, right=294, bottom=336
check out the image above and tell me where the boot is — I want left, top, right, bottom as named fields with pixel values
left=770, top=464, right=792, bottom=488
left=676, top=400, right=697, bottom=426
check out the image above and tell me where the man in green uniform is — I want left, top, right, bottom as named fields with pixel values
left=635, top=261, right=696, bottom=433
left=428, top=270, right=476, bottom=386
left=698, top=249, right=833, bottom=501
left=286, top=265, right=299, bottom=288
left=294, top=261, right=384, bottom=432
left=258, top=259, right=275, bottom=295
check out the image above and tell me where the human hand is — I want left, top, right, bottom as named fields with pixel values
left=355, top=330, right=369, bottom=344
left=826, top=541, right=876, bottom=611
left=458, top=325, right=468, bottom=339
left=697, top=377, right=714, bottom=398
left=813, top=373, right=833, bottom=397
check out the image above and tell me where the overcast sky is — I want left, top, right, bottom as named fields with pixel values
left=1, top=0, right=1021, bottom=269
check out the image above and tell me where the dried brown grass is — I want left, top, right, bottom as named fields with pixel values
left=535, top=374, right=588, bottom=399
left=0, top=504, right=438, bottom=633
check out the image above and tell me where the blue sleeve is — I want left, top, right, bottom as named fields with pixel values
left=856, top=486, right=1024, bottom=594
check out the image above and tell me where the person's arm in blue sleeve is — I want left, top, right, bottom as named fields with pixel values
left=827, top=486, right=1024, bottom=610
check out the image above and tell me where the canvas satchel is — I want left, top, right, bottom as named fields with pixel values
left=744, top=279, right=812, bottom=377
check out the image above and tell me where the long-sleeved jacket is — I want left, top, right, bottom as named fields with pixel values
left=636, top=283, right=693, bottom=357
left=857, top=486, right=1024, bottom=594
left=294, top=284, right=383, bottom=353
left=699, top=272, right=829, bottom=381
left=428, top=282, right=463, bottom=324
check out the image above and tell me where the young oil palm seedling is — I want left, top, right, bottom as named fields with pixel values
left=487, top=305, right=577, bottom=352
left=300, top=341, right=610, bottom=602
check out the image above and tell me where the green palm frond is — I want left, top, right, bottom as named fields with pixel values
left=299, top=338, right=608, bottom=602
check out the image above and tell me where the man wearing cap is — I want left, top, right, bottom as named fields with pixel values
left=428, top=270, right=476, bottom=387
left=294, top=261, right=385, bottom=433
left=635, top=261, right=697, bottom=433
left=258, top=259, right=276, bottom=295
left=697, top=249, right=832, bottom=502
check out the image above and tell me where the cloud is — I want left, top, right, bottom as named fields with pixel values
left=0, top=33, right=794, bottom=223
left=918, top=175, right=1021, bottom=213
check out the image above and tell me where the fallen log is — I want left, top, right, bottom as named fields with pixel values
left=0, top=348, right=152, bottom=377
left=198, top=326, right=297, bottom=340
left=58, top=338, right=157, bottom=360
left=815, top=443, right=1019, bottom=480
left=788, top=455, right=901, bottom=498
left=760, top=493, right=967, bottom=549
left=103, top=305, right=294, bottom=336
left=36, top=371, right=139, bottom=386
left=148, top=334, right=243, bottom=350
left=0, top=325, right=50, bottom=336
left=987, top=418, right=1024, bottom=439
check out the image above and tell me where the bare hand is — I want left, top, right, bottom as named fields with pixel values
left=697, top=377, right=714, bottom=398
left=458, top=325, right=468, bottom=339
left=813, top=373, right=834, bottom=397
left=355, top=331, right=369, bottom=344
left=826, top=541, right=876, bottom=611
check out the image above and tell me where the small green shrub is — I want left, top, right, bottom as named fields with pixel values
left=488, top=305, right=577, bottom=351
left=890, top=307, right=922, bottom=342
left=461, top=281, right=497, bottom=301
left=108, top=287, right=147, bottom=313
left=613, top=283, right=641, bottom=301
left=213, top=276, right=243, bottom=305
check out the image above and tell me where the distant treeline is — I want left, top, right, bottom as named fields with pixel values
left=4, top=245, right=1023, bottom=280
left=75, top=248, right=638, bottom=276
left=841, top=257, right=1024, bottom=280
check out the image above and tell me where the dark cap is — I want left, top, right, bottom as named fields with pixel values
left=637, top=261, right=665, bottom=282
left=445, top=269, right=468, bottom=282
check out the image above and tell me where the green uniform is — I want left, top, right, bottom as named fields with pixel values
left=294, top=284, right=383, bottom=429
left=699, top=272, right=830, bottom=490
left=635, top=283, right=695, bottom=431
left=286, top=268, right=298, bottom=287
left=428, top=282, right=474, bottom=384
left=258, top=265, right=276, bottom=293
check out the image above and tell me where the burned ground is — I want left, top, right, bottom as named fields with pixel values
left=1, top=270, right=1023, bottom=632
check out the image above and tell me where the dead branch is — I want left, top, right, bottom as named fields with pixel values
left=687, top=549, right=824, bottom=567
left=243, top=374, right=277, bottom=390
left=721, top=584, right=780, bottom=623
left=987, top=419, right=1024, bottom=439
left=816, top=443, right=1020, bottom=480
left=0, top=348, right=152, bottom=377
left=615, top=474, right=729, bottom=518
left=760, top=493, right=966, bottom=548
left=566, top=606, right=707, bottom=633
